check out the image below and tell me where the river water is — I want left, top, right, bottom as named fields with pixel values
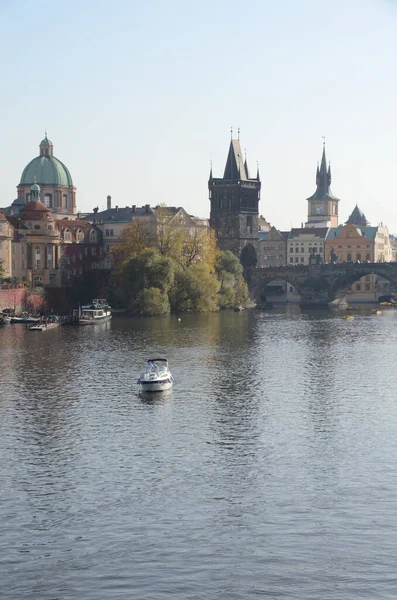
left=1, top=307, right=397, bottom=599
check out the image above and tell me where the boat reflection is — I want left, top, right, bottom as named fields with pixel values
left=139, top=388, right=173, bottom=404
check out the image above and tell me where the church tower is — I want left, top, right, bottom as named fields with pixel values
left=306, top=143, right=339, bottom=227
left=209, top=134, right=261, bottom=264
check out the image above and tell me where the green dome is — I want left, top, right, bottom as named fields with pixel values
left=31, top=182, right=40, bottom=192
left=20, top=155, right=73, bottom=187
left=40, top=137, right=53, bottom=146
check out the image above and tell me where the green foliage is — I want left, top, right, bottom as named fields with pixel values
left=170, top=264, right=220, bottom=312
left=122, top=248, right=175, bottom=314
left=215, top=250, right=243, bottom=279
left=139, top=287, right=170, bottom=316
left=215, top=250, right=248, bottom=308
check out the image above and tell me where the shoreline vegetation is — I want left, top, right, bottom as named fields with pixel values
left=46, top=221, right=250, bottom=316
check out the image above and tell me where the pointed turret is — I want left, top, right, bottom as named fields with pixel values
left=244, top=152, right=250, bottom=180
left=307, top=144, right=339, bottom=202
left=208, top=162, right=213, bottom=182
left=306, top=142, right=340, bottom=228
left=346, top=205, right=369, bottom=226
left=256, top=163, right=260, bottom=182
left=223, top=139, right=247, bottom=180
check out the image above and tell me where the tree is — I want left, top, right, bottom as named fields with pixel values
left=140, top=287, right=170, bottom=316
left=122, top=248, right=175, bottom=314
left=215, top=250, right=248, bottom=308
left=170, top=264, right=220, bottom=312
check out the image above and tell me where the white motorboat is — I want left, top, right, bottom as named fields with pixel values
left=78, top=299, right=112, bottom=325
left=29, top=317, right=60, bottom=331
left=0, top=314, right=12, bottom=324
left=137, top=358, right=174, bottom=392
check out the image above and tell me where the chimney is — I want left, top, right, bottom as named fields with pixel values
left=115, top=205, right=119, bottom=212
left=107, top=195, right=112, bottom=210
left=93, top=207, right=98, bottom=214
left=132, top=205, right=136, bottom=213
left=145, top=204, right=150, bottom=213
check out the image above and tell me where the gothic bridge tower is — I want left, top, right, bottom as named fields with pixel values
left=209, top=134, right=261, bottom=268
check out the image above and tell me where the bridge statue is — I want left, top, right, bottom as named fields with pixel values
left=247, top=262, right=397, bottom=308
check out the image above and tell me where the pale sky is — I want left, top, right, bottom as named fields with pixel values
left=1, top=0, right=397, bottom=232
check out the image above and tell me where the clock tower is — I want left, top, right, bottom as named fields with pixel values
left=306, top=144, right=339, bottom=227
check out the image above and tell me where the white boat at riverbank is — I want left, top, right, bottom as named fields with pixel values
left=77, top=299, right=112, bottom=325
left=29, top=318, right=60, bottom=331
left=137, top=358, right=174, bottom=392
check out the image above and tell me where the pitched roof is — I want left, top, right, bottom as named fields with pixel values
left=345, top=205, right=369, bottom=226
left=223, top=140, right=248, bottom=180
left=83, top=205, right=154, bottom=223
left=289, top=227, right=329, bottom=239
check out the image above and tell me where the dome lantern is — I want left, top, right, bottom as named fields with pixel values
left=30, top=177, right=41, bottom=201
left=40, top=134, right=54, bottom=157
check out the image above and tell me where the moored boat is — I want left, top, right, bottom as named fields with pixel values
left=77, top=299, right=112, bottom=325
left=28, top=316, right=60, bottom=331
left=0, top=313, right=12, bottom=324
left=137, top=358, right=174, bottom=392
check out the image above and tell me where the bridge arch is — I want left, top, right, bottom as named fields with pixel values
left=248, top=263, right=397, bottom=306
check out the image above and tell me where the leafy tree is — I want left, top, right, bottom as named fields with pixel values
left=139, top=287, right=170, bottom=316
left=122, top=248, right=175, bottom=313
left=170, top=264, right=220, bottom=312
left=215, top=250, right=248, bottom=308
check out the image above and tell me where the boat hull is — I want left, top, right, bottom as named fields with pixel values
left=78, top=314, right=112, bottom=325
left=28, top=323, right=60, bottom=331
left=139, top=379, right=173, bottom=392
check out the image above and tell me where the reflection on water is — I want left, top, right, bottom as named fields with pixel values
left=2, top=308, right=397, bottom=599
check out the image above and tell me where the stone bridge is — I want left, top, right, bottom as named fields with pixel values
left=247, top=262, right=397, bottom=307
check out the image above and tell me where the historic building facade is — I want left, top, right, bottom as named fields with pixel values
left=8, top=136, right=77, bottom=219
left=0, top=211, right=13, bottom=277
left=209, top=136, right=261, bottom=267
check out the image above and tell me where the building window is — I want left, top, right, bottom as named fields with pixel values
left=62, top=194, right=68, bottom=208
left=356, top=283, right=361, bottom=291
left=300, top=257, right=304, bottom=263
left=89, top=231, right=97, bottom=243
left=290, top=257, right=294, bottom=263
left=76, top=230, right=84, bottom=243
left=295, top=247, right=299, bottom=253
left=35, top=246, right=40, bottom=269
left=246, top=216, right=253, bottom=235
left=26, top=193, right=31, bottom=202
left=44, top=194, right=53, bottom=208
left=294, top=257, right=299, bottom=263
left=47, top=246, right=53, bottom=269
left=289, top=247, right=293, bottom=253
left=106, top=244, right=111, bottom=252
left=356, top=253, right=361, bottom=261
left=365, top=284, right=370, bottom=291
left=300, top=247, right=304, bottom=253
left=22, top=260, right=26, bottom=269
left=34, top=276, right=42, bottom=285
left=366, top=253, right=371, bottom=261
left=347, top=253, right=352, bottom=261
left=64, top=230, right=71, bottom=241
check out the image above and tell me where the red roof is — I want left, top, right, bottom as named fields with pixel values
left=20, top=201, right=51, bottom=219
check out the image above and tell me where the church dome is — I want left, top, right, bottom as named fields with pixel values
left=20, top=137, right=73, bottom=187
